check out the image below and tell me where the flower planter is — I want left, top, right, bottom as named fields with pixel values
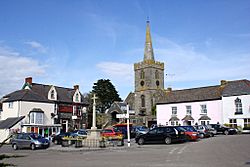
left=75, top=140, right=83, bottom=148
left=61, top=140, right=70, bottom=147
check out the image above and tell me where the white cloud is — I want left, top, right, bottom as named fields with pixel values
left=25, top=41, right=47, bottom=53
left=154, top=36, right=250, bottom=84
left=0, top=46, right=46, bottom=97
left=96, top=62, right=133, bottom=82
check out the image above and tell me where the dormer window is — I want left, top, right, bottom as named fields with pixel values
left=75, top=93, right=79, bottom=102
left=51, top=90, right=55, bottom=99
left=48, top=86, right=57, bottom=100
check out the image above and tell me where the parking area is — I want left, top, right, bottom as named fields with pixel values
left=1, top=134, right=250, bottom=167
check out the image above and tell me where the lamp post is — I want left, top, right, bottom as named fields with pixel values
left=126, top=104, right=130, bottom=147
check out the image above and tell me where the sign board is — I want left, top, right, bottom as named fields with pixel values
left=116, top=114, right=129, bottom=118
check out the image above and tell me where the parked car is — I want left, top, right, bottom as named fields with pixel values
left=11, top=133, right=50, bottom=150
left=52, top=132, right=77, bottom=145
left=100, top=128, right=123, bottom=139
left=193, top=125, right=213, bottom=138
left=72, top=129, right=88, bottom=138
left=177, top=126, right=199, bottom=141
left=131, top=126, right=149, bottom=138
left=135, top=126, right=186, bottom=145
left=209, top=124, right=237, bottom=135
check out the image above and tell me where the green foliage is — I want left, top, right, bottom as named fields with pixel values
left=92, top=79, right=122, bottom=113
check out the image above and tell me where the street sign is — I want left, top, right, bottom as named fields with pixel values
left=116, top=114, right=128, bottom=118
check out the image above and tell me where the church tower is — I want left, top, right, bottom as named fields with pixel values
left=134, top=20, right=165, bottom=126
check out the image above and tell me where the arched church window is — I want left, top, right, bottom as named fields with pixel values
left=155, top=70, right=159, bottom=79
left=140, top=70, right=145, bottom=79
left=141, top=95, right=145, bottom=107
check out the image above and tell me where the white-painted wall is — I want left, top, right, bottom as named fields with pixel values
left=222, top=95, right=250, bottom=127
left=157, top=100, right=222, bottom=126
left=2, top=101, right=54, bottom=125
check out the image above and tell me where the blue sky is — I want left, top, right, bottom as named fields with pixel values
left=0, top=0, right=250, bottom=99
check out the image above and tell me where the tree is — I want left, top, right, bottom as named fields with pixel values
left=92, top=79, right=122, bottom=113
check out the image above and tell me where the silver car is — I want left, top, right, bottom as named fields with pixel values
left=11, top=133, right=50, bottom=150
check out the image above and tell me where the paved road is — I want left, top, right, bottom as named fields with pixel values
left=1, top=134, right=250, bottom=167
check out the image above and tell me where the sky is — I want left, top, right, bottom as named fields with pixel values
left=0, top=0, right=250, bottom=100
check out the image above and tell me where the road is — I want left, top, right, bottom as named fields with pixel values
left=1, top=134, right=250, bottom=167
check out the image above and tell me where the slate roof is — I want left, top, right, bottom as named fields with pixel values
left=198, top=115, right=211, bottom=120
left=0, top=116, right=25, bottom=129
left=169, top=116, right=180, bottom=121
left=158, top=79, right=250, bottom=104
left=107, top=101, right=127, bottom=114
left=3, top=83, right=89, bottom=105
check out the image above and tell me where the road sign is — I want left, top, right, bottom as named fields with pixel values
left=116, top=114, right=128, bottom=118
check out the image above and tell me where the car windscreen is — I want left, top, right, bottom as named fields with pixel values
left=30, top=133, right=42, bottom=139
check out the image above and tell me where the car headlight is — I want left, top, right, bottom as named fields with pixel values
left=34, top=140, right=41, bottom=145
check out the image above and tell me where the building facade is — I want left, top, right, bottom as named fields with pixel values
left=1, top=77, right=89, bottom=139
left=156, top=80, right=250, bottom=130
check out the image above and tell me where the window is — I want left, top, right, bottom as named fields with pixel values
left=171, top=121, right=175, bottom=126
left=172, top=107, right=177, bottom=115
left=201, top=121, right=206, bottom=125
left=229, top=119, right=237, bottom=128
left=186, top=106, right=192, bottom=115
left=201, top=104, right=207, bottom=114
left=244, top=119, right=250, bottom=128
left=51, top=90, right=55, bottom=99
left=155, top=70, right=159, bottom=79
left=73, top=106, right=76, bottom=115
left=29, top=112, right=44, bottom=124
left=141, top=95, right=145, bottom=107
left=75, top=93, right=79, bottom=102
left=140, top=70, right=145, bottom=79
left=8, top=102, right=13, bottom=109
left=235, top=98, right=243, bottom=114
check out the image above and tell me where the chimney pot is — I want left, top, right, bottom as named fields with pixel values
left=25, top=77, right=32, bottom=85
left=221, top=80, right=227, bottom=85
left=74, top=85, right=79, bottom=90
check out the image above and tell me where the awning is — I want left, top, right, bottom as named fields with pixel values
left=182, top=115, right=194, bottom=121
left=169, top=116, right=180, bottom=121
left=198, top=115, right=211, bottom=120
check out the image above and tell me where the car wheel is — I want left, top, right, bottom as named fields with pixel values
left=200, top=133, right=204, bottom=138
left=12, top=144, right=18, bottom=150
left=138, top=138, right=144, bottom=145
left=224, top=130, right=229, bottom=135
left=165, top=137, right=171, bottom=145
left=31, top=144, right=36, bottom=150
left=54, top=140, right=58, bottom=145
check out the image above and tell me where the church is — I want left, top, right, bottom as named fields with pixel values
left=107, top=20, right=166, bottom=127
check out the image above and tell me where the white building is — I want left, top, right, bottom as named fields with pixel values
left=0, top=77, right=88, bottom=142
left=157, top=80, right=250, bottom=130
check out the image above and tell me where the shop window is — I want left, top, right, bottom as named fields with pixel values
left=229, top=119, right=237, bottom=128
left=244, top=119, right=250, bottom=129
left=235, top=98, right=243, bottom=114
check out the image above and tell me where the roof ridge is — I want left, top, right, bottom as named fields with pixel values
left=32, top=83, right=75, bottom=91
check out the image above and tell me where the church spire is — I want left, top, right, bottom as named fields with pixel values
left=144, top=19, right=155, bottom=62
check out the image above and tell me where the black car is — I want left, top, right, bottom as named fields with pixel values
left=209, top=124, right=237, bottom=135
left=52, top=132, right=77, bottom=144
left=135, top=126, right=186, bottom=145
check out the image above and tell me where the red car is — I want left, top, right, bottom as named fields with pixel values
left=176, top=126, right=199, bottom=141
left=100, top=128, right=123, bottom=138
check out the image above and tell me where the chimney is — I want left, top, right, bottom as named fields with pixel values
left=220, top=80, right=227, bottom=86
left=74, top=85, right=79, bottom=90
left=25, top=77, right=32, bottom=85
left=166, top=87, right=172, bottom=92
